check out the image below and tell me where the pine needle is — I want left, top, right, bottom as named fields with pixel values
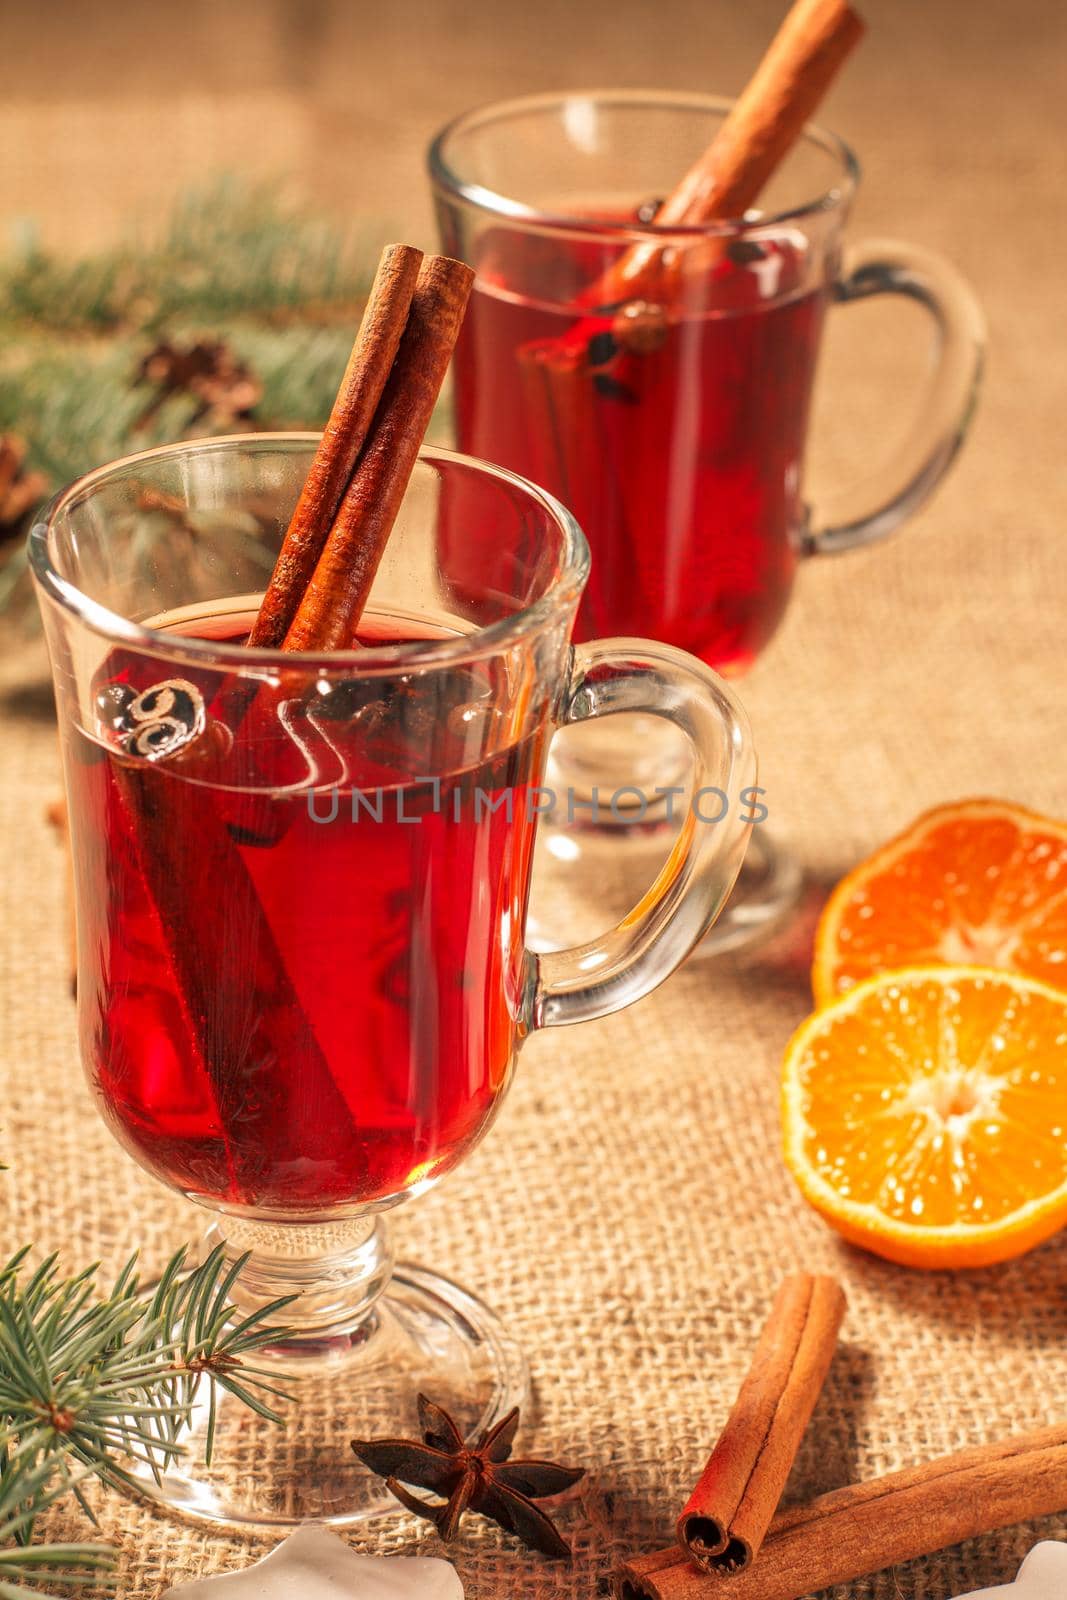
left=0, top=1236, right=296, bottom=1589
left=0, top=176, right=382, bottom=621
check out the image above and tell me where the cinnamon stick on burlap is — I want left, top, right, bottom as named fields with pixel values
left=677, top=1274, right=846, bottom=1574
left=616, top=1423, right=1067, bottom=1600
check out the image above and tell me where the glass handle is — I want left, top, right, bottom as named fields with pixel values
left=529, top=639, right=756, bottom=1029
left=802, top=238, right=985, bottom=557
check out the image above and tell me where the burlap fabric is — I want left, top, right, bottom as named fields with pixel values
left=4, top=418, right=1067, bottom=1598
left=4, top=0, right=1067, bottom=1594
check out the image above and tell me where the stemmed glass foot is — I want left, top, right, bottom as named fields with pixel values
left=128, top=1222, right=528, bottom=1530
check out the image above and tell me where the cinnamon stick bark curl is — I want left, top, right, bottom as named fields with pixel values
left=617, top=1423, right=1067, bottom=1600
left=677, top=1273, right=846, bottom=1573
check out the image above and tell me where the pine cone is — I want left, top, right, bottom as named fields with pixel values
left=0, top=434, right=49, bottom=537
left=135, top=337, right=262, bottom=430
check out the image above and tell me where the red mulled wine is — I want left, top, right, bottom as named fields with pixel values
left=68, top=607, right=545, bottom=1214
left=451, top=226, right=826, bottom=673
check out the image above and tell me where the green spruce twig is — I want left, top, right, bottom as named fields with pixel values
left=0, top=1453, right=113, bottom=1598
left=0, top=177, right=380, bottom=621
left=0, top=176, right=375, bottom=337
left=0, top=1234, right=296, bottom=1591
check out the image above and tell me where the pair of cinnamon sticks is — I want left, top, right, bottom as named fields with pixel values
left=620, top=1427, right=1067, bottom=1599
left=102, top=248, right=473, bottom=1198
left=615, top=1276, right=1067, bottom=1599
left=252, top=245, right=473, bottom=652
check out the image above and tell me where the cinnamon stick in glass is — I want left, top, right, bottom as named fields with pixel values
left=248, top=242, right=424, bottom=649
left=668, top=0, right=864, bottom=224
left=282, top=253, right=474, bottom=651
left=108, top=244, right=473, bottom=1196
left=615, top=1423, right=1067, bottom=1600
left=590, top=0, right=864, bottom=321
left=522, top=0, right=864, bottom=433
left=111, top=752, right=371, bottom=1193
left=677, top=1274, right=846, bottom=1574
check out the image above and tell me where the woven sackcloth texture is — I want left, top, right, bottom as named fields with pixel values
left=3, top=0, right=1067, bottom=1595
left=4, top=413, right=1067, bottom=1600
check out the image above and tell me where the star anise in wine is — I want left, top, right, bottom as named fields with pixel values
left=351, top=1395, right=584, bottom=1559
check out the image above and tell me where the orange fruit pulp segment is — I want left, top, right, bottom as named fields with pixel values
left=813, top=800, right=1067, bottom=1005
left=781, top=966, right=1067, bottom=1269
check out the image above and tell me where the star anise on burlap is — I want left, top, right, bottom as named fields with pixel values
left=134, top=337, right=262, bottom=430
left=351, top=1394, right=584, bottom=1559
left=0, top=434, right=49, bottom=536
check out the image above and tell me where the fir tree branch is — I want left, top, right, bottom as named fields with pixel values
left=0, top=177, right=381, bottom=622
left=0, top=1451, right=113, bottom=1597
left=0, top=177, right=375, bottom=337
left=0, top=1239, right=296, bottom=1590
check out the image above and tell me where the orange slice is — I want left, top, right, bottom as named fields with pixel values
left=813, top=799, right=1067, bottom=1005
left=781, top=966, right=1067, bottom=1269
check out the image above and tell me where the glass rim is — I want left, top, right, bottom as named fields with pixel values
left=28, top=435, right=592, bottom=674
left=428, top=88, right=860, bottom=237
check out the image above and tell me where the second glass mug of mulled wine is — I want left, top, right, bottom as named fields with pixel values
left=31, top=435, right=754, bottom=1529
left=429, top=91, right=985, bottom=950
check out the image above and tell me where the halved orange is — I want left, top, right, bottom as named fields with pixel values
left=813, top=800, right=1067, bottom=1006
left=781, top=966, right=1067, bottom=1269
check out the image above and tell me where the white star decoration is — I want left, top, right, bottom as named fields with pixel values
left=162, top=1523, right=464, bottom=1599
left=957, top=1544, right=1067, bottom=1599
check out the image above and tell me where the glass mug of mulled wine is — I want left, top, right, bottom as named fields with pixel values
left=429, top=91, right=985, bottom=950
left=31, top=435, right=754, bottom=1528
